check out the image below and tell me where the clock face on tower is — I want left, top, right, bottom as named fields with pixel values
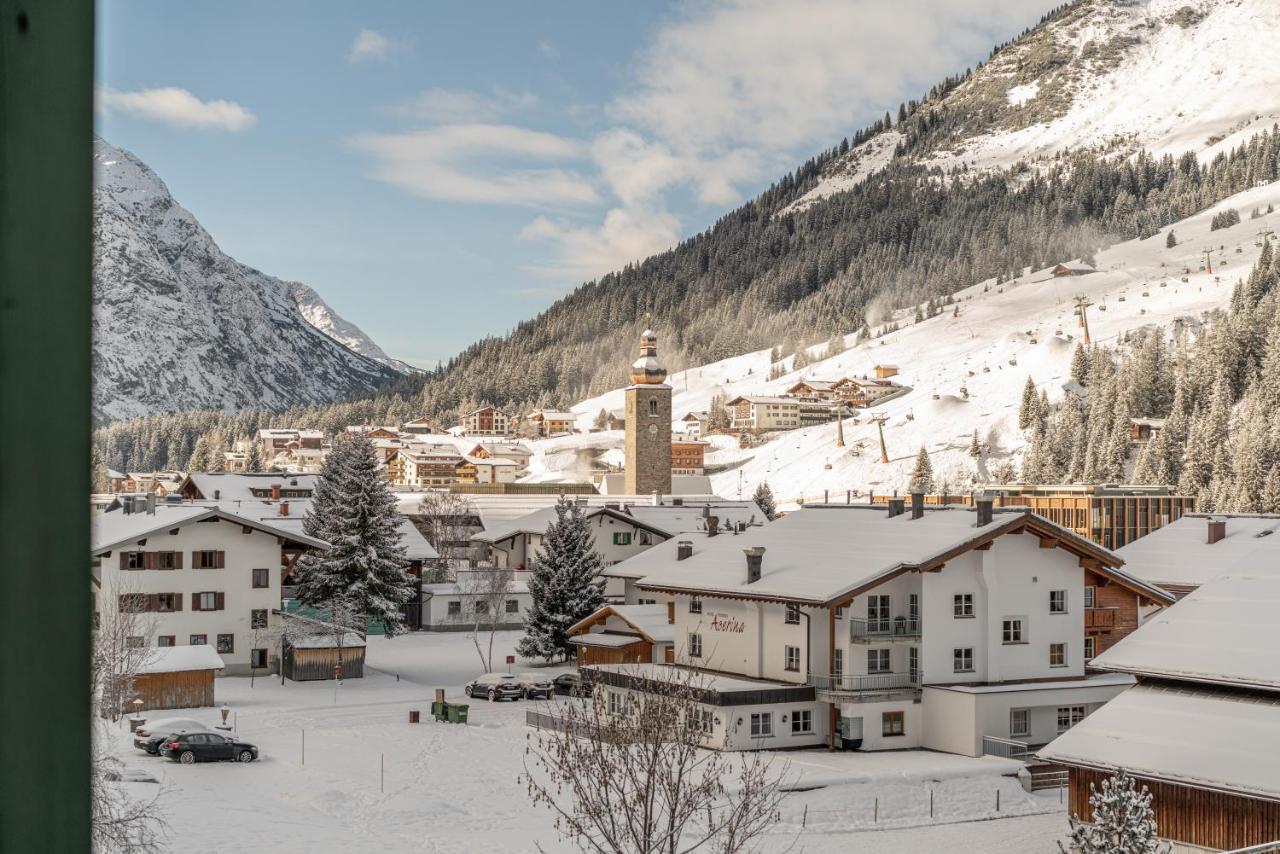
left=647, top=423, right=658, bottom=435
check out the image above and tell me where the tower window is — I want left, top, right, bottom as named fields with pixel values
left=648, top=399, right=658, bottom=417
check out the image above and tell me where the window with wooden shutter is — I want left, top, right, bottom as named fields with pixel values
left=215, top=591, right=226, bottom=611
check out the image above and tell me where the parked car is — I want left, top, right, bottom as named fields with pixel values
left=464, top=673, right=522, bottom=701
left=515, top=673, right=553, bottom=700
left=552, top=672, right=592, bottom=697
left=133, top=717, right=211, bottom=754
left=161, top=732, right=258, bottom=764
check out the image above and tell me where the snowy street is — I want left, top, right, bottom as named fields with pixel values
left=106, top=631, right=1070, bottom=853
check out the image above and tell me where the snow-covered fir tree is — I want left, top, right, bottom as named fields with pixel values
left=967, top=429, right=982, bottom=459
left=1069, top=344, right=1090, bottom=386
left=517, top=496, right=606, bottom=662
left=294, top=433, right=416, bottom=636
left=908, top=446, right=935, bottom=492
left=1059, top=769, right=1171, bottom=854
left=752, top=482, right=778, bottom=521
left=1018, top=377, right=1040, bottom=430
left=245, top=439, right=264, bottom=472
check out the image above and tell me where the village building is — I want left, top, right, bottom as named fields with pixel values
left=577, top=500, right=1171, bottom=753
left=670, top=439, right=707, bottom=476
left=1040, top=570, right=1280, bottom=852
left=831, top=376, right=901, bottom=408
left=526, top=409, right=577, bottom=437
left=274, top=611, right=367, bottom=681
left=1051, top=263, right=1096, bottom=277
left=680, top=411, right=709, bottom=437
left=344, top=425, right=401, bottom=440
left=462, top=406, right=512, bottom=437
left=727, top=396, right=802, bottom=431
left=257, top=428, right=324, bottom=461
left=873, top=364, right=899, bottom=380
left=399, top=443, right=465, bottom=488
left=400, top=416, right=444, bottom=435
left=121, top=471, right=187, bottom=495
left=455, top=456, right=519, bottom=485
left=1111, top=512, right=1280, bottom=598
left=92, top=499, right=328, bottom=676
left=221, top=450, right=249, bottom=472
left=466, top=441, right=533, bottom=475
left=1128, top=416, right=1166, bottom=445
left=420, top=569, right=533, bottom=632
left=179, top=472, right=317, bottom=503
left=129, top=644, right=225, bottom=712
left=784, top=379, right=841, bottom=400
left=471, top=503, right=674, bottom=572
left=567, top=604, right=676, bottom=666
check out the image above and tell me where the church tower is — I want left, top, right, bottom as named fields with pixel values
left=624, top=327, right=672, bottom=496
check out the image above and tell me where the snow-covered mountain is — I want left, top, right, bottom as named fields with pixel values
left=789, top=0, right=1280, bottom=211
left=287, top=282, right=419, bottom=374
left=92, top=139, right=403, bottom=422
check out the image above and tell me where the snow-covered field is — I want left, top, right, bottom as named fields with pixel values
left=502, top=179, right=1280, bottom=507
left=108, top=631, right=1070, bottom=853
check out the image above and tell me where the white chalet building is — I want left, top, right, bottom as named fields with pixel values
left=92, top=498, right=327, bottom=676
left=585, top=501, right=1171, bottom=753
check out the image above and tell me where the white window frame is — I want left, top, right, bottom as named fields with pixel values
left=953, top=647, right=974, bottom=673
left=750, top=712, right=773, bottom=738
left=1010, top=708, right=1030, bottom=738
left=791, top=709, right=813, bottom=734
left=1057, top=705, right=1086, bottom=733
left=953, top=593, right=975, bottom=618
left=1002, top=617, right=1025, bottom=644
left=1049, top=590, right=1067, bottom=614
left=689, top=596, right=702, bottom=614
left=688, top=632, right=703, bottom=659
left=1083, top=636, right=1096, bottom=659
left=833, top=647, right=844, bottom=677
left=1083, top=586, right=1096, bottom=609
left=784, top=603, right=801, bottom=624
left=1049, top=642, right=1067, bottom=667
left=867, top=648, right=891, bottom=674
left=784, top=645, right=801, bottom=672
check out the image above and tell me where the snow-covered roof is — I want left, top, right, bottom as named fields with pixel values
left=181, top=472, right=318, bottom=502
left=931, top=672, right=1134, bottom=695
left=681, top=411, right=709, bottom=421
left=726, top=395, right=799, bottom=406
left=786, top=379, right=839, bottom=391
left=464, top=456, right=519, bottom=467
left=626, top=503, right=765, bottom=534
left=587, top=662, right=802, bottom=694
left=289, top=632, right=366, bottom=649
left=421, top=570, right=531, bottom=596
left=598, top=474, right=716, bottom=497
left=1092, top=572, right=1280, bottom=692
left=473, top=505, right=670, bottom=545
left=569, top=633, right=650, bottom=648
left=137, top=644, right=225, bottom=674
left=468, top=441, right=533, bottom=456
left=531, top=410, right=576, bottom=420
left=634, top=505, right=1160, bottom=606
left=1114, top=514, right=1280, bottom=590
left=568, top=604, right=676, bottom=644
left=91, top=503, right=329, bottom=554
left=250, top=501, right=438, bottom=561
left=1038, top=682, right=1280, bottom=802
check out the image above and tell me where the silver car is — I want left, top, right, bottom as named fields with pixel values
left=464, top=672, right=522, bottom=701
left=515, top=673, right=554, bottom=699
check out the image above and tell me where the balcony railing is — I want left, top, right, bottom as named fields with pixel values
left=811, top=672, right=921, bottom=696
left=1085, top=608, right=1117, bottom=629
left=981, top=735, right=1030, bottom=760
left=850, top=616, right=921, bottom=640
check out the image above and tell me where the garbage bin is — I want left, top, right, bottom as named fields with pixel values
left=433, top=702, right=448, bottom=722
left=446, top=704, right=468, bottom=725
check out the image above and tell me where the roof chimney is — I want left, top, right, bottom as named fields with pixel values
left=1207, top=519, right=1226, bottom=544
left=976, top=498, right=994, bottom=527
left=145, top=493, right=156, bottom=515
left=673, top=498, right=683, bottom=506
left=213, top=489, right=221, bottom=501
left=744, top=546, right=766, bottom=583
left=910, top=491, right=925, bottom=520
left=706, top=516, right=719, bottom=537
left=677, top=540, right=693, bottom=560
left=887, top=498, right=905, bottom=518
left=279, top=501, right=289, bottom=517
left=271, top=483, right=281, bottom=500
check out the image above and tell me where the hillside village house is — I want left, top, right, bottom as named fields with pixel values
left=463, top=406, right=512, bottom=437
left=526, top=409, right=577, bottom=437
left=728, top=396, right=801, bottom=431
left=567, top=604, right=676, bottom=666
left=344, top=425, right=401, bottom=440
left=670, top=439, right=707, bottom=476
left=1041, top=570, right=1280, bottom=852
left=400, top=416, right=444, bottom=435
left=466, top=441, right=533, bottom=475
left=830, top=376, right=901, bottom=408
left=420, top=568, right=533, bottom=632
left=680, top=411, right=709, bottom=437
left=873, top=364, right=899, bottom=380
left=784, top=379, right=841, bottom=400
left=579, top=499, right=1171, bottom=753
left=121, top=471, right=186, bottom=495
left=455, top=456, right=519, bottom=485
left=257, top=428, right=324, bottom=461
left=92, top=499, right=327, bottom=676
left=471, top=504, right=674, bottom=572
left=399, top=443, right=465, bottom=487
left=1111, top=512, right=1279, bottom=598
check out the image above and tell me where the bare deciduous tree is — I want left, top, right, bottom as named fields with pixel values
left=416, top=490, right=479, bottom=578
left=521, top=667, right=791, bottom=854
left=459, top=568, right=515, bottom=671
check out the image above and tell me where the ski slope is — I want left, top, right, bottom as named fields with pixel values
left=520, top=179, right=1280, bottom=506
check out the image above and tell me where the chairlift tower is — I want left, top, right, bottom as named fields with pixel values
left=1073, top=295, right=1093, bottom=346
left=869, top=413, right=889, bottom=464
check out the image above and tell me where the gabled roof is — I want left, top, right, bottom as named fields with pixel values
left=726, top=395, right=798, bottom=406
left=567, top=604, right=675, bottom=644
left=633, top=505, right=1170, bottom=606
left=472, top=504, right=673, bottom=544
left=1115, top=513, right=1280, bottom=591
left=1091, top=572, right=1280, bottom=692
left=91, top=504, right=330, bottom=554
left=180, top=472, right=318, bottom=502
left=681, top=411, right=709, bottom=421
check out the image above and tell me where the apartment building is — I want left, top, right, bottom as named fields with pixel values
left=463, top=406, right=512, bottom=437
left=399, top=443, right=465, bottom=487
left=582, top=499, right=1171, bottom=753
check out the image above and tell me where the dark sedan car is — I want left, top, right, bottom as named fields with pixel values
left=161, top=732, right=259, bottom=764
left=552, top=672, right=592, bottom=697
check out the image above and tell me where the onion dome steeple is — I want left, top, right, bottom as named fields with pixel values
left=629, top=327, right=668, bottom=385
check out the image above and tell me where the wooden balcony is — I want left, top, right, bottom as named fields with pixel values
left=1085, top=608, right=1117, bottom=629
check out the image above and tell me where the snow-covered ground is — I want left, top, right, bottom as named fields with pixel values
left=509, top=180, right=1280, bottom=507
left=107, top=631, right=1070, bottom=853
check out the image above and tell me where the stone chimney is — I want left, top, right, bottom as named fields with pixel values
left=677, top=541, right=693, bottom=560
left=706, top=516, right=719, bottom=537
left=1207, top=519, right=1226, bottom=544
left=887, top=498, right=905, bottom=518
left=910, top=491, right=925, bottom=520
left=271, top=482, right=281, bottom=500
left=976, top=497, right=994, bottom=527
left=743, top=546, right=766, bottom=583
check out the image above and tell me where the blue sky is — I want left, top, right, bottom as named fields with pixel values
left=97, top=0, right=1045, bottom=368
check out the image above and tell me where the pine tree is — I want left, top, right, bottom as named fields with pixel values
left=517, top=497, right=606, bottom=662
left=1019, top=377, right=1039, bottom=430
left=1059, top=769, right=1171, bottom=854
left=1165, top=230, right=1177, bottom=248
left=90, top=444, right=110, bottom=493
left=1070, top=344, right=1090, bottom=386
left=908, top=446, right=935, bottom=492
left=752, top=482, right=778, bottom=521
left=593, top=408, right=609, bottom=431
left=967, top=429, right=982, bottom=459
left=186, top=436, right=210, bottom=472
left=294, top=433, right=416, bottom=636
left=245, top=439, right=264, bottom=472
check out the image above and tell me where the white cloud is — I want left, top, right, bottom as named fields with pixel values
left=396, top=87, right=538, bottom=123
left=348, top=29, right=393, bottom=64
left=537, top=39, right=560, bottom=60
left=97, top=87, right=256, bottom=132
left=353, top=124, right=599, bottom=207
left=519, top=206, right=682, bottom=284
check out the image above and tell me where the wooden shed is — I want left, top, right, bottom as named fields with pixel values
left=567, top=604, right=674, bottom=667
left=281, top=631, right=367, bottom=681
left=128, top=645, right=224, bottom=712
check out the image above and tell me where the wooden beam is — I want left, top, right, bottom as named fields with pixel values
left=1038, top=537, right=1059, bottom=549
left=921, top=562, right=945, bottom=572
left=974, top=541, right=993, bottom=551
left=1079, top=557, right=1102, bottom=571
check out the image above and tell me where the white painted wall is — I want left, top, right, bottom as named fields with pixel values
left=838, top=697, right=923, bottom=751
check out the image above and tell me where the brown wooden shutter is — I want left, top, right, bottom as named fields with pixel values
left=215, top=592, right=225, bottom=611
left=174, top=593, right=183, bottom=611
left=215, top=551, right=225, bottom=569
left=173, top=551, right=183, bottom=569
left=148, top=593, right=160, bottom=613
left=119, top=552, right=128, bottom=570
left=144, top=552, right=157, bottom=570
left=191, top=594, right=201, bottom=612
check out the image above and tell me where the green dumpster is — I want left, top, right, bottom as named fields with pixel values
left=431, top=701, right=447, bottom=720
left=446, top=704, right=469, bottom=725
